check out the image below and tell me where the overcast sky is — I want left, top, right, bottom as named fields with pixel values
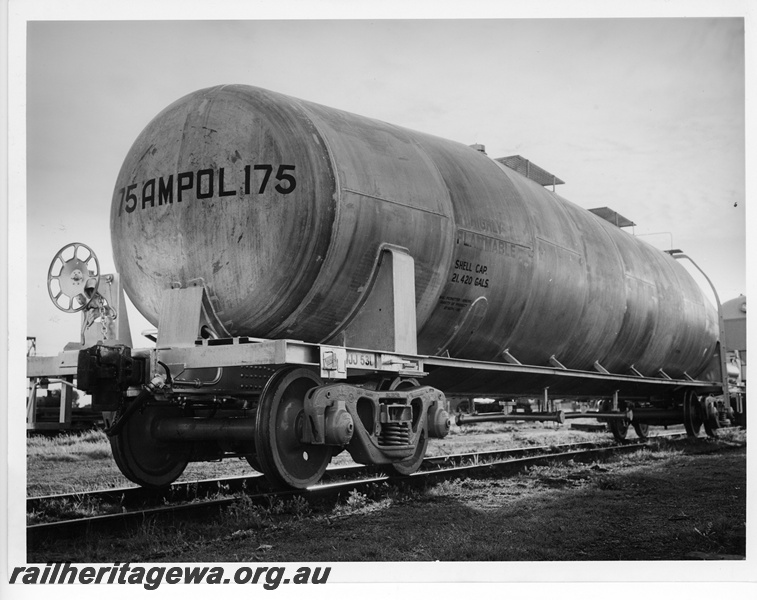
left=21, top=15, right=746, bottom=355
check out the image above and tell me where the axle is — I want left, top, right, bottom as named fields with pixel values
left=153, top=417, right=256, bottom=442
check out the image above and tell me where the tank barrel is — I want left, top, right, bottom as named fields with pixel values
left=111, top=84, right=719, bottom=378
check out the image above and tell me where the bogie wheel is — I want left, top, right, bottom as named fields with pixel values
left=682, top=390, right=703, bottom=437
left=601, top=399, right=629, bottom=443
left=245, top=453, right=263, bottom=473
left=110, top=404, right=191, bottom=489
left=609, top=418, right=629, bottom=443
left=702, top=396, right=719, bottom=438
left=254, top=367, right=332, bottom=489
left=47, top=242, right=101, bottom=313
left=632, top=422, right=650, bottom=440
left=387, top=427, right=428, bottom=476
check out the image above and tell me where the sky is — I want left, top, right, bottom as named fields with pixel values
left=3, top=0, right=756, bottom=589
left=18, top=14, right=747, bottom=356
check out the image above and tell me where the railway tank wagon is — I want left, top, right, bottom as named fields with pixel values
left=111, top=84, right=718, bottom=375
left=31, top=84, right=742, bottom=490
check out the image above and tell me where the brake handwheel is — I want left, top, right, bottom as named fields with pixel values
left=47, top=243, right=101, bottom=313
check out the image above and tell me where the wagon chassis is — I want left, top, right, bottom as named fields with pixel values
left=29, top=331, right=725, bottom=486
left=29, top=335, right=722, bottom=394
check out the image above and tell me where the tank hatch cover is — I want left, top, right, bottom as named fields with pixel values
left=495, top=155, right=565, bottom=188
left=587, top=207, right=636, bottom=228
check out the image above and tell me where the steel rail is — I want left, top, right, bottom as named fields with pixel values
left=27, top=433, right=689, bottom=548
left=27, top=437, right=652, bottom=513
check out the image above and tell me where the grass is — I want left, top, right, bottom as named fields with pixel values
left=26, top=423, right=746, bottom=563
left=29, top=432, right=746, bottom=563
left=27, top=429, right=111, bottom=461
left=27, top=494, right=107, bottom=525
left=688, top=516, right=747, bottom=555
left=25, top=429, right=257, bottom=496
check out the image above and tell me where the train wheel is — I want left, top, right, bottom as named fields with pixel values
left=387, top=427, right=428, bottom=476
left=600, top=399, right=629, bottom=442
left=245, top=453, right=263, bottom=473
left=243, top=405, right=263, bottom=472
left=632, top=422, right=649, bottom=440
left=609, top=418, right=629, bottom=443
left=682, top=390, right=703, bottom=437
left=702, top=396, right=719, bottom=438
left=254, top=367, right=331, bottom=489
left=110, top=404, right=190, bottom=489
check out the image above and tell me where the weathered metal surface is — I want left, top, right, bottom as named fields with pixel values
left=111, top=84, right=718, bottom=380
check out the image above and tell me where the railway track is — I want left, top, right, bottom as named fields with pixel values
left=27, top=432, right=692, bottom=548
left=27, top=438, right=617, bottom=514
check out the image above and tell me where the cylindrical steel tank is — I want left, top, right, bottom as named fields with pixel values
left=111, top=84, right=718, bottom=379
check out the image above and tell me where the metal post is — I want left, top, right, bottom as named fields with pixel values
left=26, top=380, right=39, bottom=431
left=340, top=245, right=418, bottom=354
left=666, top=251, right=730, bottom=406
left=60, top=377, right=74, bottom=428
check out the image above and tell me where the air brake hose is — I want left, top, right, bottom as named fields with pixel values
left=105, top=388, right=151, bottom=437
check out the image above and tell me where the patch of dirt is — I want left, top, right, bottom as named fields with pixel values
left=207, top=443, right=745, bottom=562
